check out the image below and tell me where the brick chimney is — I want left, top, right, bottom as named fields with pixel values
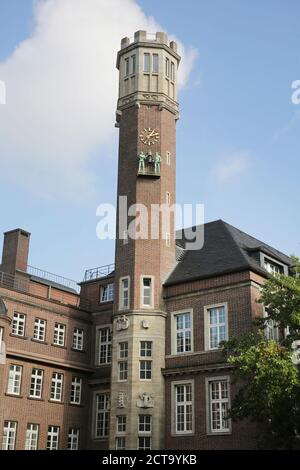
left=1, top=229, right=31, bottom=275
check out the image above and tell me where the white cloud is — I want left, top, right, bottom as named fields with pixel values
left=213, top=152, right=251, bottom=183
left=0, top=0, right=197, bottom=201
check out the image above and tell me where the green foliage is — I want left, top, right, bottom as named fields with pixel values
left=223, top=259, right=300, bottom=449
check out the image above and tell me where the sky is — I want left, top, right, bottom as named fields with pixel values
left=0, top=0, right=299, bottom=282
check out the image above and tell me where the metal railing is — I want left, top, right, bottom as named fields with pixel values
left=27, top=265, right=79, bottom=293
left=83, top=263, right=115, bottom=282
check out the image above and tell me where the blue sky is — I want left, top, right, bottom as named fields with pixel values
left=0, top=0, right=299, bottom=282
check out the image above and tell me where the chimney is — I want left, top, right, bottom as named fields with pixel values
left=1, top=229, right=31, bottom=275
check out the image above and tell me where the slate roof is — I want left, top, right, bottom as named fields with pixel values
left=166, top=219, right=292, bottom=286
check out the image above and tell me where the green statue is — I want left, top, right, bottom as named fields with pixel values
left=154, top=152, right=161, bottom=173
left=138, top=152, right=147, bottom=172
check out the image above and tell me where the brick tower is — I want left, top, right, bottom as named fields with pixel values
left=110, top=31, right=180, bottom=450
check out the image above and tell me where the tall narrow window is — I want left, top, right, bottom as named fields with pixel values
left=47, top=426, right=59, bottom=450
left=29, top=368, right=43, bottom=399
left=166, top=151, right=171, bottom=165
left=144, top=53, right=150, bottom=72
left=118, top=361, right=128, bottom=381
left=73, top=328, right=84, bottom=351
left=166, top=232, right=171, bottom=247
left=141, top=277, right=153, bottom=307
left=165, top=58, right=170, bottom=77
left=140, top=341, right=152, bottom=380
left=95, top=393, right=110, bottom=438
left=166, top=192, right=171, bottom=204
left=70, top=377, right=82, bottom=405
left=207, top=305, right=227, bottom=350
left=50, top=372, right=63, bottom=402
left=53, top=323, right=66, bottom=347
left=174, top=383, right=193, bottom=434
left=2, top=421, right=17, bottom=450
left=116, top=416, right=127, bottom=434
left=25, top=424, right=39, bottom=450
left=33, top=318, right=46, bottom=342
left=101, top=283, right=114, bottom=303
left=118, top=342, right=128, bottom=381
left=68, top=428, right=79, bottom=450
left=0, top=327, right=3, bottom=352
left=120, top=277, right=129, bottom=310
left=152, top=54, right=159, bottom=73
left=207, top=379, right=230, bottom=433
left=131, top=55, right=136, bottom=74
left=96, top=327, right=112, bottom=365
left=171, top=61, right=175, bottom=81
left=264, top=308, right=279, bottom=342
left=12, top=313, right=26, bottom=337
left=175, top=312, right=192, bottom=354
left=7, top=364, right=22, bottom=395
left=124, top=57, right=129, bottom=77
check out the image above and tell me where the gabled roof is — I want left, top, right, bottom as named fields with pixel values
left=165, top=220, right=292, bottom=286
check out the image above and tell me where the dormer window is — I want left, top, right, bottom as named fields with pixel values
left=101, top=283, right=114, bottom=303
left=264, top=258, right=284, bottom=275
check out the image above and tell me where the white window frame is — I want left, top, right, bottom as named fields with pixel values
left=116, top=415, right=127, bottom=434
left=172, top=380, right=194, bottom=435
left=119, top=276, right=130, bottom=310
left=119, top=342, right=128, bottom=359
left=29, top=368, right=43, bottom=399
left=33, top=318, right=46, bottom=342
left=100, top=283, right=114, bottom=303
left=116, top=436, right=126, bottom=450
left=261, top=253, right=288, bottom=276
left=94, top=392, right=110, bottom=439
left=138, top=415, right=152, bottom=434
left=140, top=275, right=154, bottom=308
left=25, top=423, right=39, bottom=450
left=118, top=361, right=128, bottom=382
left=47, top=426, right=60, bottom=450
left=73, top=328, right=84, bottom=351
left=2, top=421, right=17, bottom=450
left=206, top=376, right=231, bottom=435
left=12, top=312, right=26, bottom=337
left=70, top=376, right=82, bottom=405
left=7, top=364, right=22, bottom=396
left=138, top=436, right=151, bottom=450
left=68, top=428, right=79, bottom=450
left=204, top=303, right=228, bottom=351
left=96, top=326, right=112, bottom=365
left=171, top=309, right=193, bottom=355
left=53, top=323, right=66, bottom=347
left=50, top=372, right=64, bottom=402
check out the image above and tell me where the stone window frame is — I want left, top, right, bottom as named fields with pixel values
left=119, top=276, right=130, bottom=311
left=204, top=302, right=229, bottom=352
left=170, top=309, right=194, bottom=356
left=171, top=379, right=195, bottom=436
left=205, top=375, right=232, bottom=435
left=140, top=275, right=154, bottom=309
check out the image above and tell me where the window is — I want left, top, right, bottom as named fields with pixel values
left=139, top=415, right=151, bottom=433
left=70, top=376, right=82, bottom=405
left=96, top=327, right=112, bottom=365
left=7, top=364, right=22, bottom=395
left=264, top=308, right=279, bottom=342
left=0, top=326, right=3, bottom=352
left=101, top=283, right=114, bottom=303
left=2, top=421, right=17, bottom=450
left=29, top=368, right=43, bottom=399
left=68, top=428, right=79, bottom=450
left=144, top=53, right=150, bottom=72
left=116, top=416, right=126, bottom=434
left=171, top=61, right=175, bottom=81
left=12, top=312, right=26, bottom=336
left=165, top=58, right=170, bottom=77
left=138, top=436, right=151, bottom=450
left=152, top=54, right=159, bottom=73
left=131, top=55, right=136, bottom=74
left=140, top=341, right=152, bottom=380
left=166, top=232, right=171, bottom=247
left=119, top=342, right=128, bottom=359
left=207, top=378, right=230, bottom=433
left=116, top=437, right=126, bottom=450
left=166, top=192, right=170, bottom=204
left=125, top=57, right=129, bottom=77
left=47, top=426, right=59, bottom=450
left=33, top=318, right=46, bottom=342
left=73, top=328, right=84, bottom=351
left=174, top=312, right=192, bottom=354
left=174, top=382, right=193, bottom=434
left=50, top=372, right=63, bottom=402
left=118, top=361, right=128, bottom=381
left=264, top=258, right=284, bottom=275
left=206, top=305, right=228, bottom=350
left=25, top=424, right=39, bottom=450
left=95, top=393, right=110, bottom=438
left=140, top=341, right=152, bottom=357
left=166, top=151, right=171, bottom=165
left=53, top=323, right=66, bottom=347
left=141, top=277, right=153, bottom=307
left=120, top=277, right=130, bottom=310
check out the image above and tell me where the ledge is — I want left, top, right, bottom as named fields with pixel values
left=71, top=347, right=86, bottom=354
left=31, top=338, right=49, bottom=345
left=51, top=343, right=67, bottom=350
left=10, top=333, right=29, bottom=340
left=27, top=396, right=44, bottom=402
left=5, top=393, right=23, bottom=399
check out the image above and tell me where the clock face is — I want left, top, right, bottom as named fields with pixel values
left=139, top=127, right=160, bottom=146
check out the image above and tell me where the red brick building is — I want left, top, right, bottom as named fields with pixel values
left=0, top=31, right=293, bottom=450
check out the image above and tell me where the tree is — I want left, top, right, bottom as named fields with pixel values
left=223, top=258, right=300, bottom=449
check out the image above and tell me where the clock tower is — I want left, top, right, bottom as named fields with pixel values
left=110, top=31, right=180, bottom=450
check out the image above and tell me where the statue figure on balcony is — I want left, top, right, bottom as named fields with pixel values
left=138, top=152, right=147, bottom=172
left=154, top=152, right=161, bottom=173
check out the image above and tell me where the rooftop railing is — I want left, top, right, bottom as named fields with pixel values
left=83, top=263, right=115, bottom=282
left=27, top=265, right=79, bottom=293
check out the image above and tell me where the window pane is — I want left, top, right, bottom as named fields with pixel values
left=144, top=53, right=150, bottom=72
left=153, top=54, right=158, bottom=73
